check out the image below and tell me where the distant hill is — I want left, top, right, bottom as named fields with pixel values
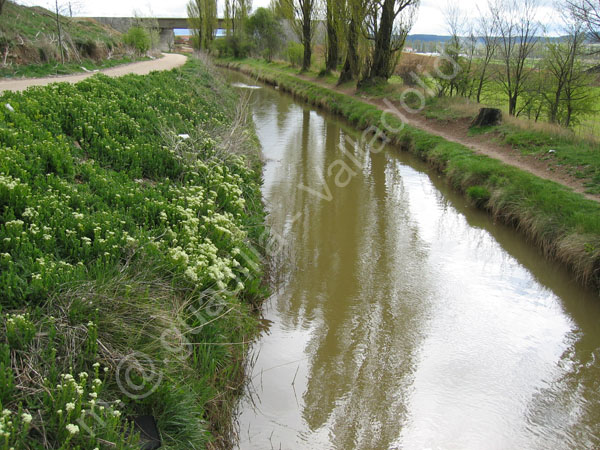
left=406, top=33, right=583, bottom=44
left=406, top=34, right=452, bottom=43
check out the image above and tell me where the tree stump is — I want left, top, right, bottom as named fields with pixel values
left=471, top=108, right=502, bottom=127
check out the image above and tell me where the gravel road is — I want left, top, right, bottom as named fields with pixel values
left=0, top=53, right=188, bottom=92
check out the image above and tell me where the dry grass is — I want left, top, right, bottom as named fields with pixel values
left=394, top=52, right=438, bottom=85
left=501, top=112, right=579, bottom=140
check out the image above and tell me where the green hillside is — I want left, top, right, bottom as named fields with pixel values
left=0, top=1, right=130, bottom=77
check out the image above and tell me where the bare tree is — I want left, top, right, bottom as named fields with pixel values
left=568, top=0, right=600, bottom=44
left=490, top=0, right=541, bottom=116
left=440, top=3, right=464, bottom=96
left=543, top=16, right=593, bottom=126
left=475, top=8, right=499, bottom=103
left=55, top=0, right=65, bottom=63
left=434, top=3, right=477, bottom=97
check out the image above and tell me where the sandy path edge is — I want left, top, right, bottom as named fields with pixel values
left=0, top=53, right=188, bottom=92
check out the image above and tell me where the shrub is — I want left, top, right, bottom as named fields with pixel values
left=123, top=26, right=151, bottom=54
left=75, top=39, right=102, bottom=60
left=246, top=8, right=283, bottom=61
left=287, top=42, right=303, bottom=67
left=214, top=34, right=253, bottom=58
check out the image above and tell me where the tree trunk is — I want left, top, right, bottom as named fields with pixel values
left=477, top=76, right=485, bottom=102
left=55, top=0, right=64, bottom=64
left=471, top=107, right=502, bottom=127
left=338, top=17, right=358, bottom=84
left=325, top=0, right=338, bottom=72
left=365, top=0, right=395, bottom=82
left=534, top=101, right=543, bottom=122
left=508, top=94, right=517, bottom=116
left=301, top=2, right=312, bottom=72
left=565, top=104, right=573, bottom=128
left=549, top=90, right=560, bottom=124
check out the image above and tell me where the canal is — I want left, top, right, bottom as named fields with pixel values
left=227, top=72, right=600, bottom=450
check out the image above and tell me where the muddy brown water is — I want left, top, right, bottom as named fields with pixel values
left=226, top=72, right=600, bottom=450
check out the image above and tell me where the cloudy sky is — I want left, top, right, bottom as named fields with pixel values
left=18, top=0, right=561, bottom=35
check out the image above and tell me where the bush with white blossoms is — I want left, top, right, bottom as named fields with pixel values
left=4, top=313, right=35, bottom=350
left=0, top=58, right=268, bottom=447
left=0, top=60, right=263, bottom=307
left=0, top=408, right=34, bottom=449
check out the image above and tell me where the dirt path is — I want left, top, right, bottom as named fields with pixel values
left=0, top=53, right=187, bottom=92
left=295, top=72, right=600, bottom=202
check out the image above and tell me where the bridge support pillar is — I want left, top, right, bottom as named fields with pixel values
left=158, top=28, right=174, bottom=52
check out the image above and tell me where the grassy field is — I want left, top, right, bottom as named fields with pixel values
left=220, top=58, right=600, bottom=293
left=0, top=57, right=267, bottom=448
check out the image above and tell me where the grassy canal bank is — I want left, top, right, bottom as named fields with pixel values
left=220, top=59, right=600, bottom=293
left=0, top=58, right=267, bottom=448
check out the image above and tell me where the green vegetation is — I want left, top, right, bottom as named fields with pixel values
left=420, top=96, right=600, bottom=194
left=286, top=41, right=304, bottom=67
left=123, top=26, right=151, bottom=55
left=246, top=8, right=283, bottom=61
left=476, top=77, right=600, bottom=137
left=187, top=0, right=217, bottom=50
left=428, top=0, right=599, bottom=129
left=0, top=2, right=120, bottom=46
left=0, top=58, right=267, bottom=447
left=222, top=59, right=600, bottom=291
left=0, top=2, right=122, bottom=66
left=0, top=2, right=164, bottom=78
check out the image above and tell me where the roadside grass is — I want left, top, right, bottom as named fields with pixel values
left=220, top=58, right=600, bottom=292
left=0, top=55, right=148, bottom=78
left=0, top=57, right=268, bottom=448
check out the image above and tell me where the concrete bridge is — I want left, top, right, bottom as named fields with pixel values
left=90, top=17, right=225, bottom=51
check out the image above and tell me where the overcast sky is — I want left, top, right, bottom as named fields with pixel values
left=18, top=0, right=561, bottom=35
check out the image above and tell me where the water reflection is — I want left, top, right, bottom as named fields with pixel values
left=228, top=71, right=600, bottom=450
